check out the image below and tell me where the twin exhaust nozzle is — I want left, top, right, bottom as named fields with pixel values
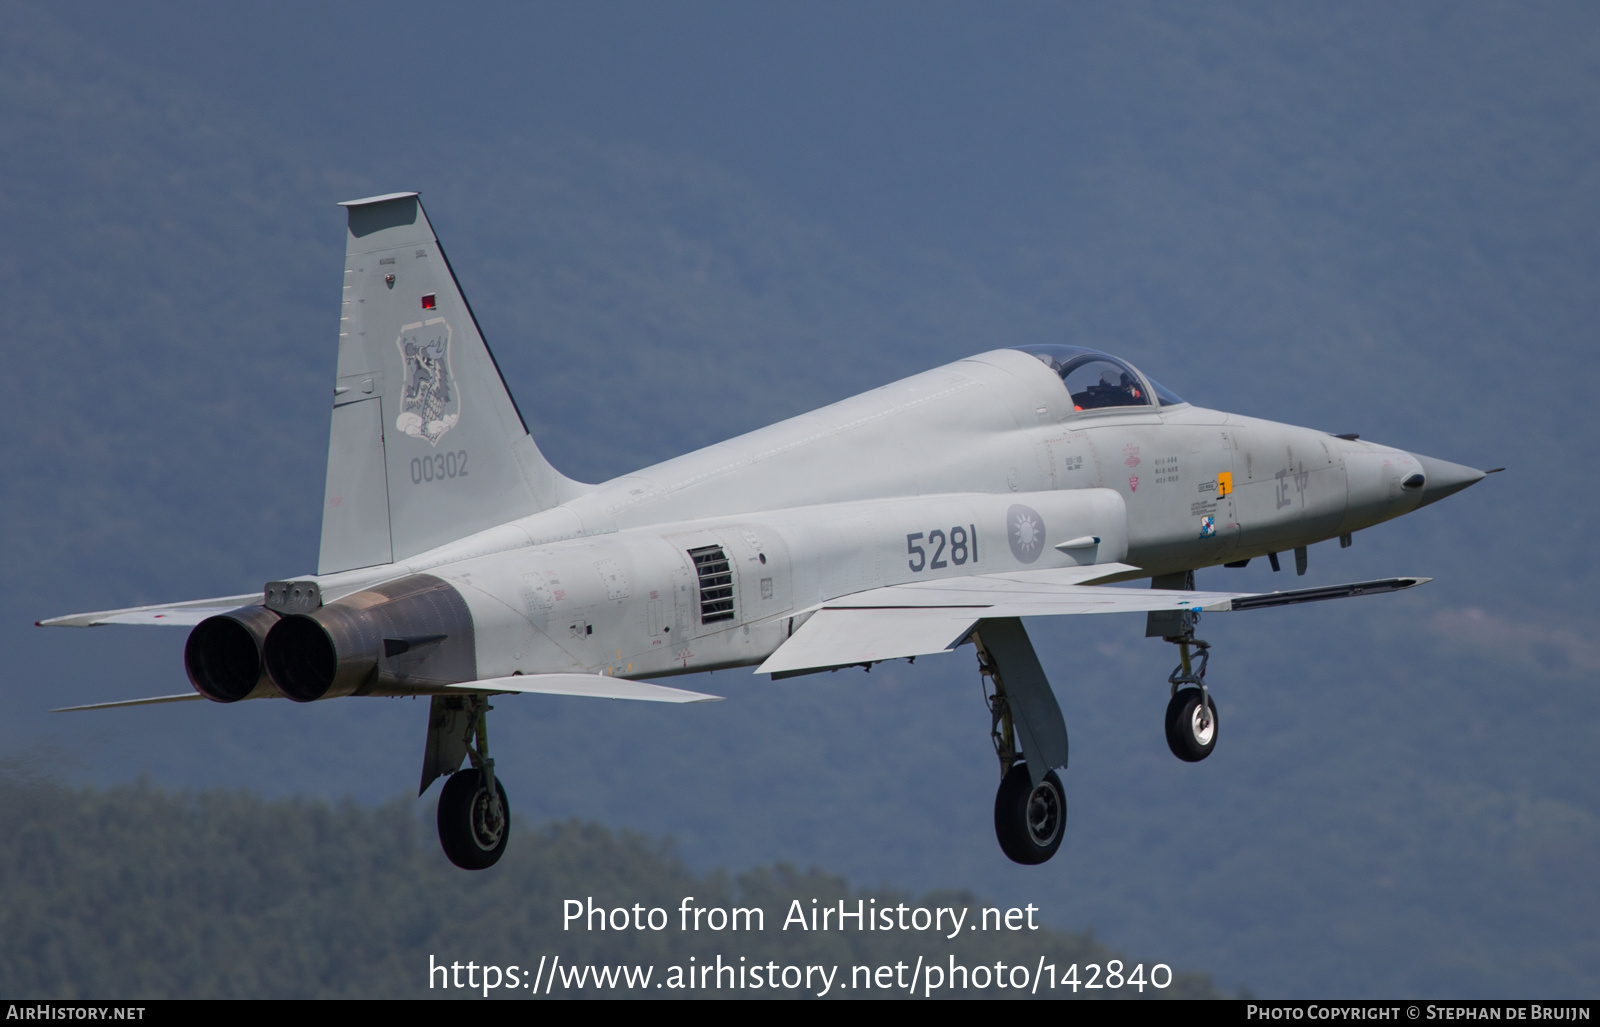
left=183, top=575, right=475, bottom=703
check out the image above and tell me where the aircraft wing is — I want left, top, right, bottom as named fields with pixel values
left=757, top=568, right=1428, bottom=677
left=37, top=594, right=262, bottom=627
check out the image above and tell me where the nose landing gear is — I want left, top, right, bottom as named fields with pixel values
left=1163, top=631, right=1219, bottom=762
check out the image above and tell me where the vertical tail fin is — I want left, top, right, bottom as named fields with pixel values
left=318, top=192, right=583, bottom=574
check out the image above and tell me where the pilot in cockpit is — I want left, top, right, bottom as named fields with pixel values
left=1074, top=369, right=1143, bottom=410
left=1014, top=343, right=1186, bottom=411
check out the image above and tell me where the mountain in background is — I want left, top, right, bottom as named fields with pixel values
left=3, top=1, right=1596, bottom=997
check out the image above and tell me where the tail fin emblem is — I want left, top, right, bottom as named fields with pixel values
left=395, top=319, right=460, bottom=446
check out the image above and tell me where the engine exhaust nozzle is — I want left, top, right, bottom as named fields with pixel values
left=263, top=606, right=380, bottom=703
left=262, top=574, right=475, bottom=702
left=184, top=605, right=282, bottom=703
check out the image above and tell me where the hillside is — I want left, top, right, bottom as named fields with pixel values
left=0, top=775, right=1216, bottom=999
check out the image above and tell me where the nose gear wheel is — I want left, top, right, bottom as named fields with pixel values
left=1165, top=688, right=1219, bottom=762
left=1162, top=620, right=1219, bottom=762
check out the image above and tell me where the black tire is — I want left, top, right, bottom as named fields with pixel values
left=1165, top=688, right=1219, bottom=763
left=437, top=768, right=510, bottom=870
left=993, top=762, right=1066, bottom=865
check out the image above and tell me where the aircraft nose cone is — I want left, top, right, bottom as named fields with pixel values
left=1409, top=452, right=1489, bottom=508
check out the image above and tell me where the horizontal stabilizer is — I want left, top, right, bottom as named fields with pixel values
left=53, top=693, right=207, bottom=712
left=1227, top=577, right=1429, bottom=611
left=444, top=674, right=723, bottom=703
left=38, top=594, right=261, bottom=628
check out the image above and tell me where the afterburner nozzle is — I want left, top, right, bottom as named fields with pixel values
left=261, top=574, right=476, bottom=702
left=263, top=606, right=378, bottom=702
left=184, top=605, right=283, bottom=703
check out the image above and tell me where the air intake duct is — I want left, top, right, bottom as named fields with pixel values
left=262, top=574, right=476, bottom=702
left=184, top=605, right=283, bottom=703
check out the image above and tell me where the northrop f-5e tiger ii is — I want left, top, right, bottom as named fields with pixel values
left=42, top=192, right=1496, bottom=869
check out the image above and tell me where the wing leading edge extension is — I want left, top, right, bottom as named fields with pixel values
left=757, top=568, right=1428, bottom=677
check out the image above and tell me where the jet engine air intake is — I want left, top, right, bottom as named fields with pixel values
left=262, top=574, right=476, bottom=702
left=184, top=605, right=283, bottom=703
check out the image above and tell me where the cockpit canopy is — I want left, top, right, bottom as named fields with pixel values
left=1013, top=345, right=1185, bottom=412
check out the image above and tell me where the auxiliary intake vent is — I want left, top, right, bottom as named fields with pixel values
left=688, top=545, right=735, bottom=624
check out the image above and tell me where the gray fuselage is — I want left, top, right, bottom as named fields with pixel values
left=300, top=348, right=1471, bottom=691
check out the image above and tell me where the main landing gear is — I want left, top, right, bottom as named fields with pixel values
left=1162, top=629, right=1219, bottom=763
left=975, top=624, right=1068, bottom=865
left=422, top=694, right=511, bottom=870
left=993, top=762, right=1066, bottom=865
left=439, top=766, right=510, bottom=870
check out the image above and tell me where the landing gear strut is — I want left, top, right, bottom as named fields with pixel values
left=1162, top=629, right=1219, bottom=762
left=976, top=627, right=1067, bottom=865
left=427, top=694, right=511, bottom=870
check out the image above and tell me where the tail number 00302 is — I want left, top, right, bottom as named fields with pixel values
left=411, top=450, right=469, bottom=485
left=906, top=526, right=977, bottom=572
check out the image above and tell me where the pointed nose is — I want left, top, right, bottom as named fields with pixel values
left=1408, top=452, right=1489, bottom=508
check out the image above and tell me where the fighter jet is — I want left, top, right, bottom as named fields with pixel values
left=40, top=193, right=1496, bottom=869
